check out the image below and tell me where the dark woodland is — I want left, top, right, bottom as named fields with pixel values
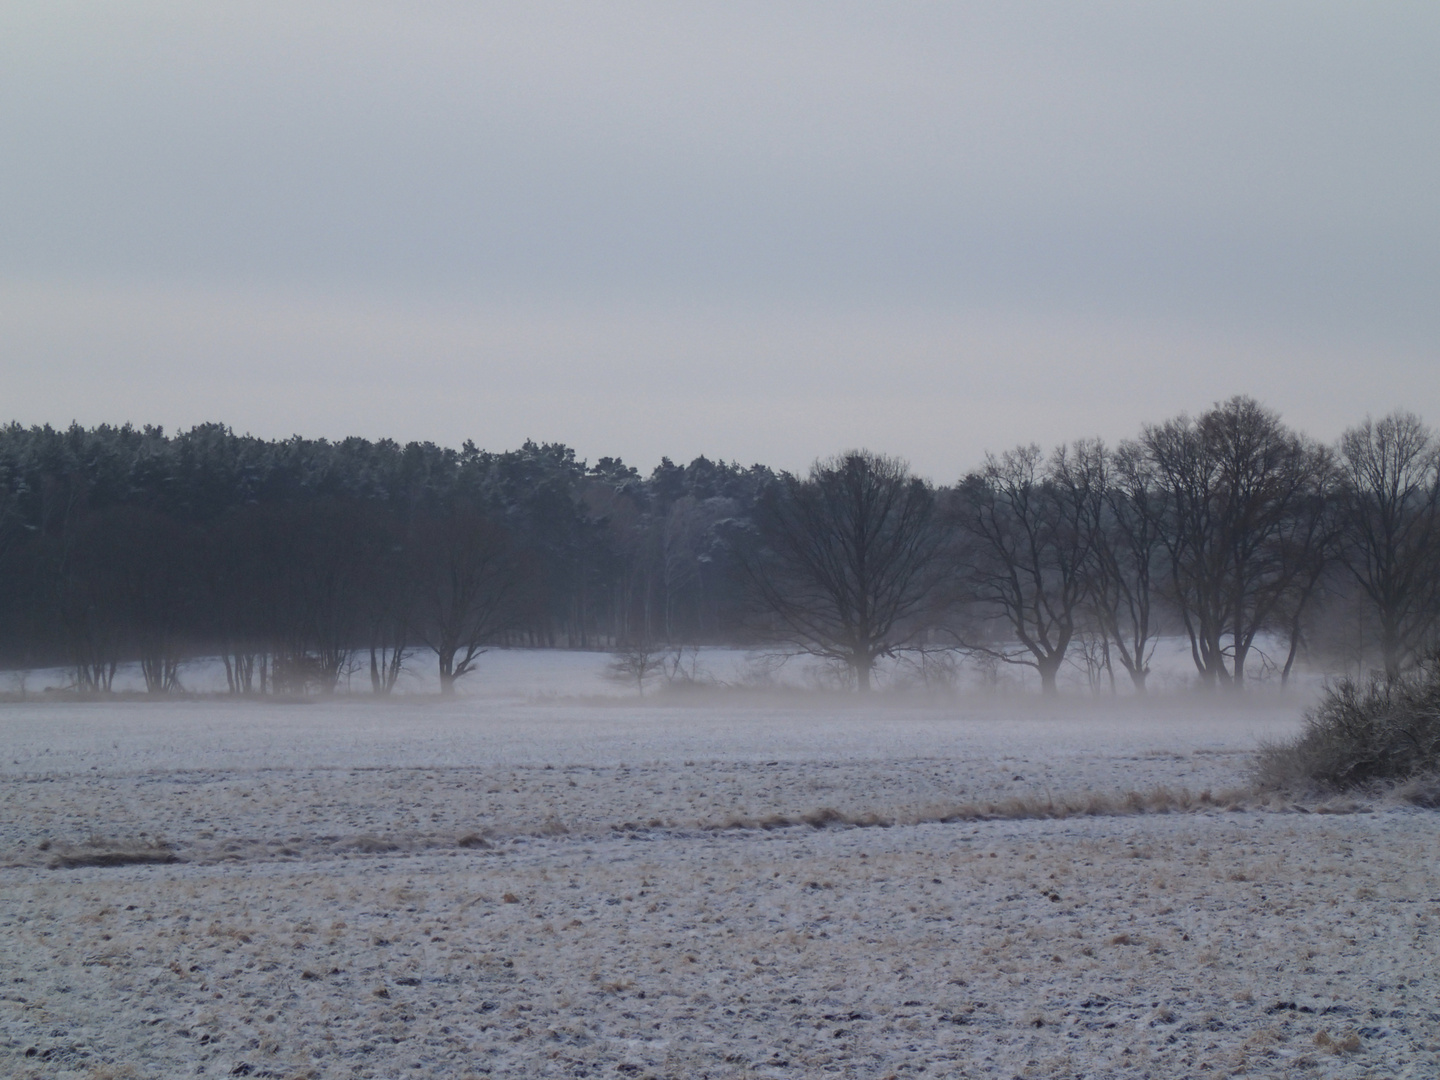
left=1, top=397, right=1437, bottom=694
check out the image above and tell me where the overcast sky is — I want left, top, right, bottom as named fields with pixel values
left=2, top=2, right=1436, bottom=479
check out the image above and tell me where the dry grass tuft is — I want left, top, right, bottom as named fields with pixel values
left=1314, top=1029, right=1362, bottom=1054
left=710, top=807, right=897, bottom=831
left=338, top=835, right=399, bottom=853
left=1391, top=772, right=1440, bottom=808
left=924, top=785, right=1242, bottom=825
left=702, top=785, right=1255, bottom=834
left=48, top=838, right=181, bottom=869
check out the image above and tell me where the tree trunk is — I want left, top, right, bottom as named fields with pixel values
left=438, top=650, right=457, bottom=696
left=1281, top=614, right=1303, bottom=687
left=1231, top=638, right=1249, bottom=689
left=854, top=656, right=872, bottom=693
left=1038, top=657, right=1060, bottom=696
left=1381, top=621, right=1402, bottom=682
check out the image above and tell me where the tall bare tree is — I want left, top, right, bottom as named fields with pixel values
left=1142, top=396, right=1332, bottom=688
left=950, top=444, right=1095, bottom=695
left=744, top=451, right=942, bottom=692
left=1089, top=440, right=1166, bottom=692
left=1336, top=412, right=1440, bottom=679
left=1272, top=473, right=1344, bottom=686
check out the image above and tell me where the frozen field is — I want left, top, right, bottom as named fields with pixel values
left=2, top=675, right=1438, bottom=1078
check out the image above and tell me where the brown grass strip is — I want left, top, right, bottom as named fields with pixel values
left=701, top=786, right=1259, bottom=833
left=48, top=840, right=182, bottom=869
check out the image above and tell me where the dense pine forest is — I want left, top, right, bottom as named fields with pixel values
left=0, top=423, right=770, bottom=692
left=1, top=397, right=1436, bottom=695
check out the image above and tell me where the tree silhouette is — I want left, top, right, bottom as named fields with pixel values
left=744, top=451, right=942, bottom=692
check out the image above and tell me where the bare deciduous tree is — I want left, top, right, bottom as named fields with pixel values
left=1336, top=412, right=1440, bottom=679
left=1273, top=469, right=1344, bottom=685
left=744, top=451, right=942, bottom=692
left=1142, top=396, right=1333, bottom=689
left=950, top=444, right=1094, bottom=695
left=1089, top=440, right=1166, bottom=692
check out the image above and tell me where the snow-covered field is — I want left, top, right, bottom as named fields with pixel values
left=2, top=662, right=1437, bottom=1078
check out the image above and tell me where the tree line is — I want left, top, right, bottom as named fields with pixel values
left=2, top=397, right=1437, bottom=694
left=0, top=424, right=769, bottom=694
left=735, top=397, right=1440, bottom=693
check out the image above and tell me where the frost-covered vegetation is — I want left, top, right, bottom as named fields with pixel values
left=1258, top=653, right=1440, bottom=795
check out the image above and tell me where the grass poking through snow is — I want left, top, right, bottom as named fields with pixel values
left=703, top=784, right=1260, bottom=833
left=46, top=837, right=181, bottom=869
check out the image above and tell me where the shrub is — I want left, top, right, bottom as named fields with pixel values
left=1257, top=655, right=1440, bottom=791
left=605, top=643, right=667, bottom=696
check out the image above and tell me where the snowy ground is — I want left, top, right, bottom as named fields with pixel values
left=1, top=675, right=1437, bottom=1078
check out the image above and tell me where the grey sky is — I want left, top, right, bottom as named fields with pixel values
left=2, top=2, right=1436, bottom=478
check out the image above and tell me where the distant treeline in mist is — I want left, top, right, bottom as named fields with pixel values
left=1, top=396, right=1437, bottom=695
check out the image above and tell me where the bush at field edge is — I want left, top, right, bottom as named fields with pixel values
left=1256, top=654, right=1440, bottom=794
